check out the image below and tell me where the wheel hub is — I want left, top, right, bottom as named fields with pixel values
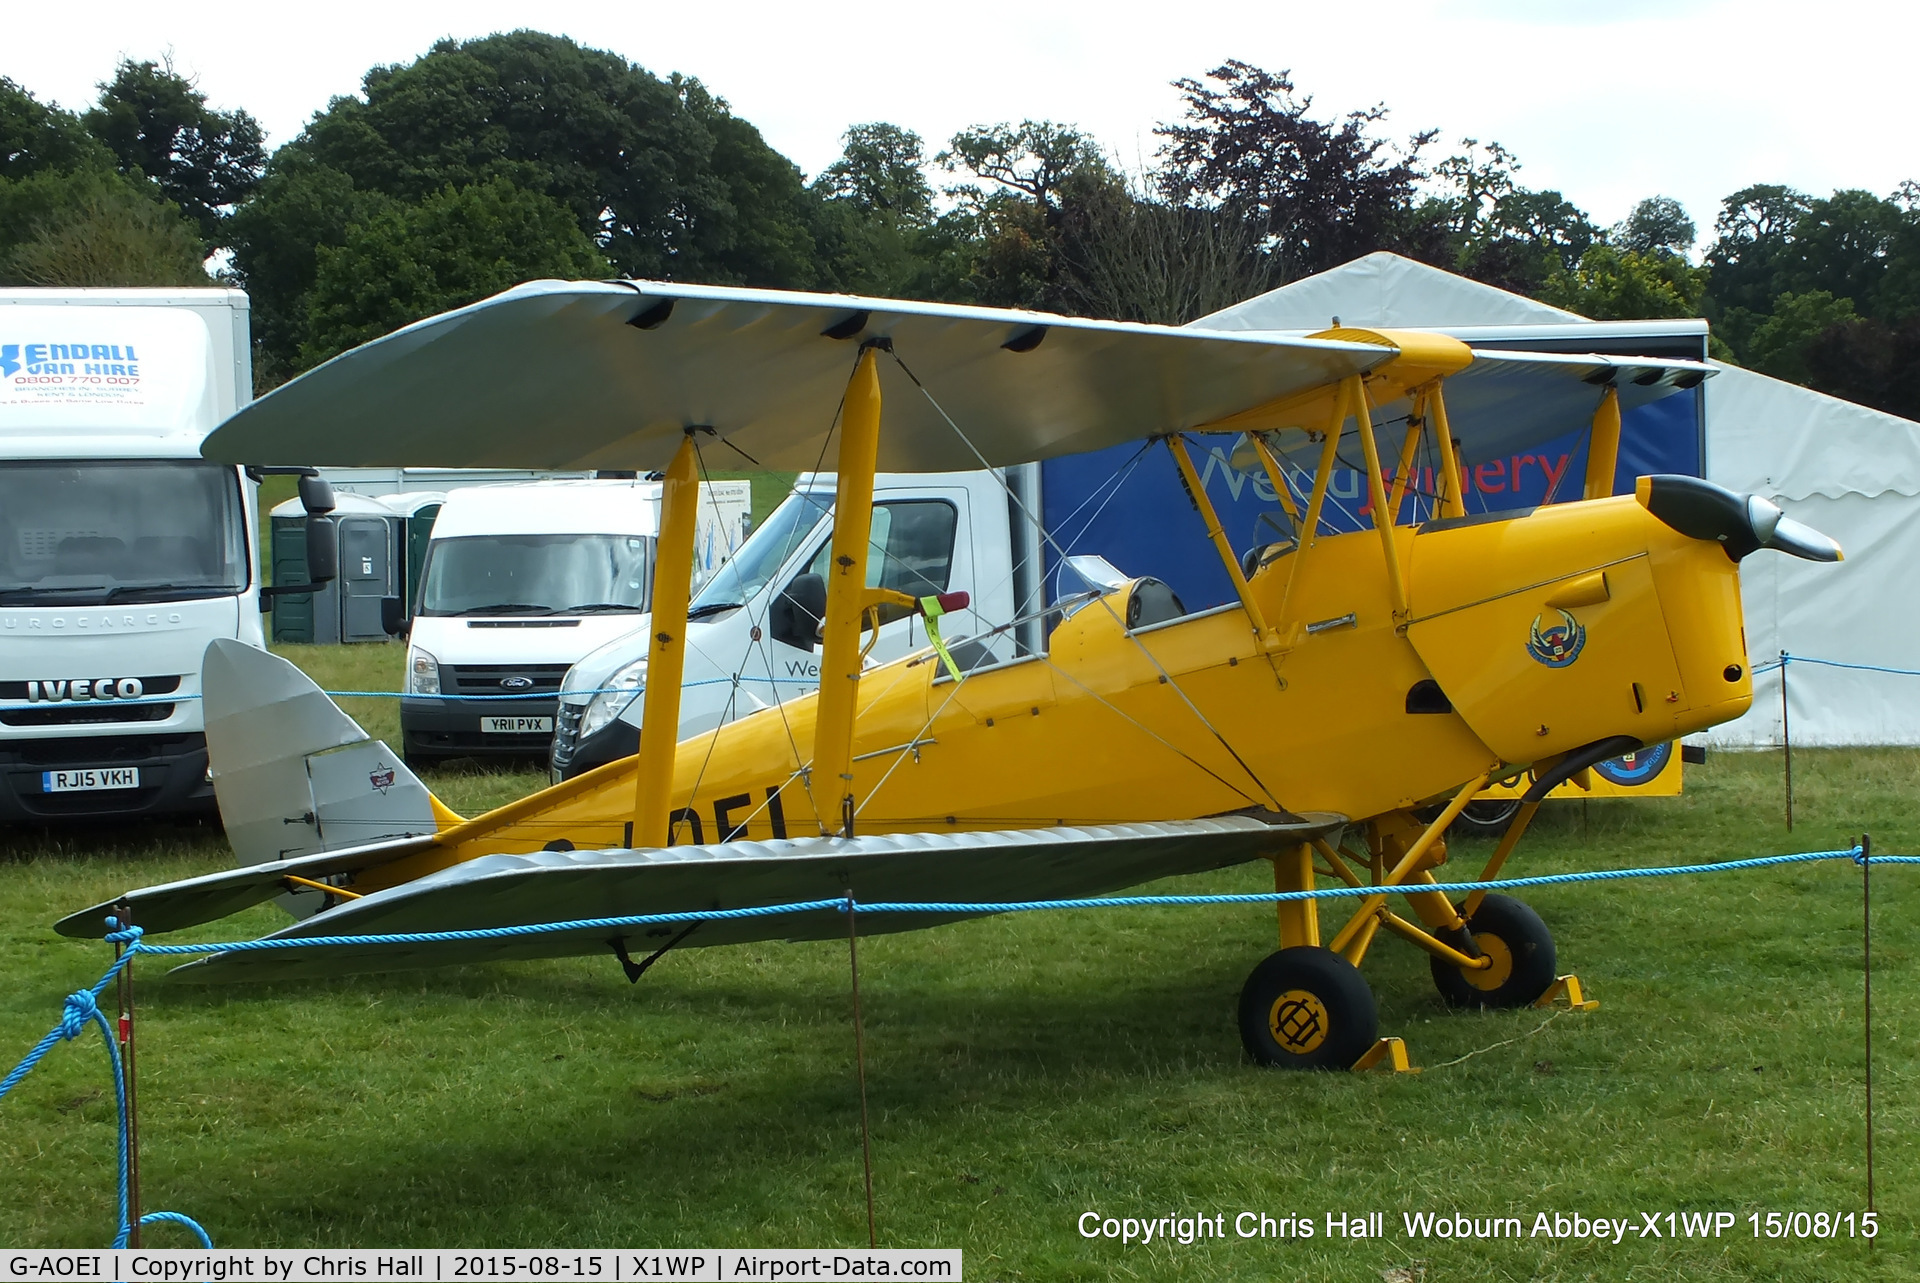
left=1268, top=989, right=1331, bottom=1053
left=1464, top=933, right=1514, bottom=991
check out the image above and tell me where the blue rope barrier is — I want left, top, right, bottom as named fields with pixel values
left=0, top=922, right=211, bottom=1249
left=1779, top=651, right=1920, bottom=679
left=0, top=676, right=820, bottom=711
left=113, top=845, right=1897, bottom=959
left=6, top=652, right=1915, bottom=713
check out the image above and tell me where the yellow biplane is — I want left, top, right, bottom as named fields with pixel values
left=59, top=282, right=1840, bottom=1069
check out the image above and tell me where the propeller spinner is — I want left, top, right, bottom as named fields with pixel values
left=1637, top=475, right=1842, bottom=563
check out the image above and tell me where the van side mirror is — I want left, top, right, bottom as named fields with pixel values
left=305, top=515, right=339, bottom=585
left=769, top=573, right=826, bottom=651
left=297, top=473, right=337, bottom=515
left=380, top=596, right=405, bottom=637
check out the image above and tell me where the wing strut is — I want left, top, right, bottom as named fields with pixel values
left=630, top=432, right=702, bottom=847
left=1583, top=386, right=1622, bottom=501
left=812, top=343, right=887, bottom=836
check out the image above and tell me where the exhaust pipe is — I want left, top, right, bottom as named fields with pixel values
left=1637, top=475, right=1842, bottom=563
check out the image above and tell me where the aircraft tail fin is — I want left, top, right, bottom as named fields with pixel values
left=203, top=639, right=446, bottom=880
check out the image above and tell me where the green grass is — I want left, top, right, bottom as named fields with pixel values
left=0, top=646, right=1912, bottom=1278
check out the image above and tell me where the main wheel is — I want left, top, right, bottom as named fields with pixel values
left=1238, top=947, right=1378, bottom=1069
left=1430, top=893, right=1556, bottom=1009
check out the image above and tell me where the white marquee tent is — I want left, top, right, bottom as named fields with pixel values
left=1191, top=253, right=1920, bottom=747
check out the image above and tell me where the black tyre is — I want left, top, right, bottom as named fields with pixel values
left=1452, top=799, right=1522, bottom=838
left=402, top=750, right=447, bottom=770
left=1430, top=893, right=1556, bottom=1009
left=1238, top=947, right=1378, bottom=1070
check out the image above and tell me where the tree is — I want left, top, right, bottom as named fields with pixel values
left=301, top=176, right=607, bottom=365
left=1540, top=244, right=1707, bottom=319
left=940, top=121, right=1109, bottom=219
left=1430, top=138, right=1519, bottom=239
left=1, top=78, right=111, bottom=179
left=82, top=59, right=266, bottom=244
left=1706, top=184, right=1815, bottom=318
left=1742, top=290, right=1858, bottom=384
left=1614, top=196, right=1695, bottom=257
left=2, top=177, right=210, bottom=287
left=1804, top=314, right=1920, bottom=419
left=0, top=79, right=208, bottom=288
left=1053, top=186, right=1280, bottom=324
left=1155, top=60, right=1434, bottom=278
left=1781, top=189, right=1907, bottom=311
left=1459, top=188, right=1597, bottom=294
left=935, top=120, right=1120, bottom=310
left=231, top=31, right=826, bottom=376
left=812, top=123, right=960, bottom=299
left=817, top=122, right=932, bottom=223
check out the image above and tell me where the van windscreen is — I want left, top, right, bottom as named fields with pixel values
left=417, top=534, right=653, bottom=616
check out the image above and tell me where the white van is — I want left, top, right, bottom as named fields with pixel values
left=401, top=478, right=747, bottom=764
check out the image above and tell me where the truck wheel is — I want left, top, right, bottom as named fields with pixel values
left=1238, top=947, right=1377, bottom=1069
left=1430, top=894, right=1556, bottom=1009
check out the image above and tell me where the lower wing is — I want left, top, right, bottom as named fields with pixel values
left=162, top=813, right=1344, bottom=983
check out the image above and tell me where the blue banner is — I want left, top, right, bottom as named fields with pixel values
left=1041, top=390, right=1701, bottom=612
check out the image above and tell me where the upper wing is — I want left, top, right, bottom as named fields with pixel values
left=200, top=281, right=1393, bottom=475
left=164, top=813, right=1345, bottom=983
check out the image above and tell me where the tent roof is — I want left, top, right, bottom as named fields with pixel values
left=1189, top=251, right=1585, bottom=332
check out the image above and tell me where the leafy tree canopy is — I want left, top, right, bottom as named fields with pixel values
left=0, top=78, right=111, bottom=180
left=1156, top=60, right=1434, bottom=278
left=232, top=30, right=822, bottom=378
left=0, top=79, right=209, bottom=288
left=1540, top=244, right=1707, bottom=320
left=1614, top=196, right=1695, bottom=257
left=82, top=59, right=266, bottom=244
left=818, top=122, right=933, bottom=224
left=301, top=176, right=606, bottom=365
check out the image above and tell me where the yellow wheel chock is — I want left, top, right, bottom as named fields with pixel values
left=1534, top=974, right=1600, bottom=1012
left=1351, top=1036, right=1420, bottom=1074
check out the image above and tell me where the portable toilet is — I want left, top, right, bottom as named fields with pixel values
left=269, top=493, right=403, bottom=643
left=375, top=491, right=446, bottom=623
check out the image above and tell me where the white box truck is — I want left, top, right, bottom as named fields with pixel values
left=0, top=288, right=335, bottom=822
left=400, top=477, right=748, bottom=764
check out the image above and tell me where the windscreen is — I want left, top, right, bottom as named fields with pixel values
left=687, top=489, right=831, bottom=613
left=0, top=459, right=248, bottom=604
left=417, top=534, right=653, bottom=616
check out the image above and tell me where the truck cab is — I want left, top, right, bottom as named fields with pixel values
left=0, top=289, right=264, bottom=822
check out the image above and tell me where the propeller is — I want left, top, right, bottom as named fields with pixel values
left=1636, top=475, right=1842, bottom=563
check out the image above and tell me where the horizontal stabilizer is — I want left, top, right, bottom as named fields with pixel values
left=168, top=813, right=1346, bottom=983
left=204, top=639, right=439, bottom=874
left=54, top=831, right=441, bottom=939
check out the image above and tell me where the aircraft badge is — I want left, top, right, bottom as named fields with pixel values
left=1526, top=609, right=1587, bottom=668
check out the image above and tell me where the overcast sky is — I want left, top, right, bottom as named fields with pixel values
left=6, top=0, right=1915, bottom=246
